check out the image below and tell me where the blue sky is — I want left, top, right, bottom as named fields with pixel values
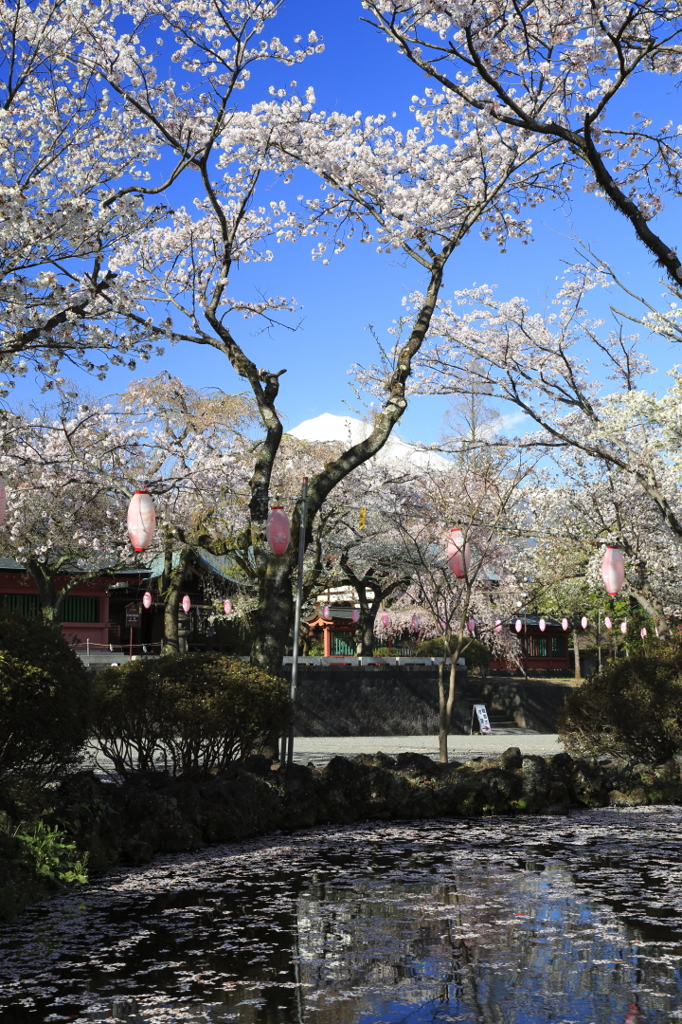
left=15, top=0, right=682, bottom=444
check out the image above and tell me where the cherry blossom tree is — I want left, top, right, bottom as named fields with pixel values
left=364, top=0, right=682, bottom=283
left=0, top=0, right=570, bottom=670
left=0, top=375, right=256, bottom=641
left=0, top=398, right=131, bottom=621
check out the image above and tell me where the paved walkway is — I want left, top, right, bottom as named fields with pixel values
left=290, top=729, right=563, bottom=767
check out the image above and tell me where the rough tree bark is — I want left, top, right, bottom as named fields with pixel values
left=160, top=543, right=192, bottom=654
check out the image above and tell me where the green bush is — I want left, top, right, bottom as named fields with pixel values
left=93, top=653, right=291, bottom=776
left=15, top=820, right=88, bottom=885
left=415, top=637, right=492, bottom=667
left=0, top=612, right=93, bottom=780
left=559, top=640, right=682, bottom=763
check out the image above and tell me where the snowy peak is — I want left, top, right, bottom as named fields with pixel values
left=288, top=413, right=450, bottom=470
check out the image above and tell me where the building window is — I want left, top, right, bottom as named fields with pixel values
left=551, top=636, right=565, bottom=657
left=332, top=632, right=355, bottom=655
left=527, top=636, right=548, bottom=658
left=61, top=596, right=100, bottom=623
left=1, top=594, right=40, bottom=617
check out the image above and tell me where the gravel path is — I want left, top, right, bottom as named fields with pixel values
left=290, top=729, right=563, bottom=767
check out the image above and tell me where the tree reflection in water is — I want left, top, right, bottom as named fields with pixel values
left=1, top=808, right=682, bottom=1023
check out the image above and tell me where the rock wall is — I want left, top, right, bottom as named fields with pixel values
left=293, top=667, right=573, bottom=735
left=52, top=749, right=682, bottom=871
left=4, top=746, right=682, bottom=920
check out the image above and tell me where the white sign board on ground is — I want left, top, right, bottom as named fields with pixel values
left=471, top=704, right=492, bottom=735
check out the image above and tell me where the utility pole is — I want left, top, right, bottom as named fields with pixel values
left=285, top=477, right=308, bottom=766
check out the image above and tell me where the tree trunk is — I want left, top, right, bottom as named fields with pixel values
left=26, top=559, right=74, bottom=625
left=250, top=558, right=295, bottom=671
left=160, top=544, right=192, bottom=655
left=629, top=584, right=671, bottom=640
left=572, top=629, right=582, bottom=681
left=438, top=657, right=448, bottom=763
left=359, top=616, right=374, bottom=656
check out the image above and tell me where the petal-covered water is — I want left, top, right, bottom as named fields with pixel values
left=2, top=808, right=682, bottom=1024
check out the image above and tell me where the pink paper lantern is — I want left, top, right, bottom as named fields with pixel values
left=601, top=545, right=625, bottom=597
left=468, top=618, right=475, bottom=632
left=411, top=614, right=420, bottom=629
left=539, top=617, right=546, bottom=632
left=641, top=627, right=647, bottom=639
left=182, top=594, right=191, bottom=614
left=604, top=615, right=612, bottom=630
left=223, top=599, right=233, bottom=616
left=620, top=620, right=627, bottom=634
left=351, top=609, right=359, bottom=623
left=561, top=617, right=569, bottom=631
left=381, top=611, right=390, bottom=628
left=142, top=591, right=153, bottom=610
left=495, top=619, right=502, bottom=633
left=447, top=527, right=471, bottom=579
left=0, top=475, right=6, bottom=527
left=515, top=619, right=522, bottom=633
left=581, top=616, right=588, bottom=629
left=266, top=505, right=290, bottom=556
left=322, top=604, right=330, bottom=619
left=127, top=490, right=156, bottom=552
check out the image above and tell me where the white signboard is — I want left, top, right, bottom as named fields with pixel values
left=471, top=703, right=492, bottom=735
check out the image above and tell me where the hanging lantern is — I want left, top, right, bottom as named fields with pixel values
left=266, top=505, right=290, bottom=556
left=561, top=617, right=569, bottom=631
left=0, top=475, right=6, bottom=527
left=620, top=620, right=627, bottom=634
left=182, top=594, right=191, bottom=614
left=322, top=604, right=330, bottom=619
left=495, top=619, right=502, bottom=633
left=381, top=611, right=390, bottom=628
left=127, top=490, right=156, bottom=552
left=351, top=609, right=359, bottom=623
left=581, top=616, right=588, bottom=629
left=539, top=617, right=546, bottom=632
left=223, top=599, right=233, bottom=616
left=439, top=618, right=446, bottom=630
left=515, top=619, right=522, bottom=633
left=468, top=618, right=475, bottom=633
left=447, top=527, right=471, bottom=579
left=601, top=545, right=625, bottom=597
left=641, top=627, right=647, bottom=639
left=604, top=615, right=612, bottom=630
left=411, top=613, right=420, bottom=630
left=142, top=591, right=153, bottom=610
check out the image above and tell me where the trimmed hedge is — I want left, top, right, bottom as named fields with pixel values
left=415, top=637, right=492, bottom=668
left=0, top=612, right=92, bottom=780
left=559, top=640, right=682, bottom=764
left=93, top=653, right=291, bottom=776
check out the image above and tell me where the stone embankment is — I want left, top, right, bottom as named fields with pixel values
left=51, top=747, right=682, bottom=873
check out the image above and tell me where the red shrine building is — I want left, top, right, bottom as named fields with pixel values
left=488, top=614, right=571, bottom=674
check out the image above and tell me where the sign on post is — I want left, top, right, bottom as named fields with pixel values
left=125, top=603, right=140, bottom=627
left=471, top=704, right=492, bottom=735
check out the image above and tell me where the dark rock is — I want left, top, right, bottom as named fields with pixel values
left=520, top=755, right=551, bottom=811
left=499, top=747, right=522, bottom=771
left=241, top=754, right=273, bottom=777
left=395, top=752, right=442, bottom=777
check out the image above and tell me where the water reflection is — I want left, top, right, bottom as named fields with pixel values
left=1, top=808, right=682, bottom=1023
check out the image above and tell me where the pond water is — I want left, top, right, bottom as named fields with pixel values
left=2, top=807, right=682, bottom=1024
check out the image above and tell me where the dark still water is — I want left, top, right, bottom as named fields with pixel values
left=3, top=808, right=682, bottom=1024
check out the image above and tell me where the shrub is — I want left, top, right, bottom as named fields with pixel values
left=15, top=821, right=88, bottom=885
left=93, top=653, right=291, bottom=776
left=558, top=640, right=682, bottom=763
left=0, top=612, right=93, bottom=780
left=415, top=637, right=492, bottom=667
